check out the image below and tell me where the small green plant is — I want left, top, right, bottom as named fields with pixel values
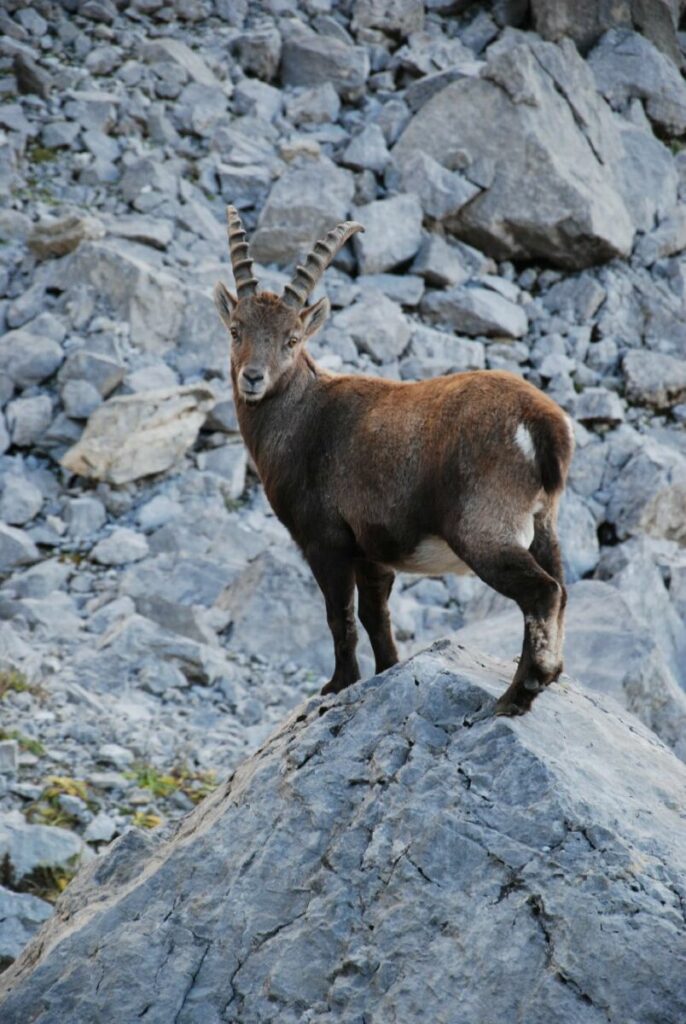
left=125, top=763, right=179, bottom=800
left=21, top=863, right=78, bottom=903
left=131, top=811, right=164, bottom=830
left=26, top=776, right=95, bottom=830
left=0, top=729, right=45, bottom=757
left=0, top=668, right=46, bottom=700
left=27, top=143, right=58, bottom=164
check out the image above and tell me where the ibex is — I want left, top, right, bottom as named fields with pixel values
left=214, top=206, right=574, bottom=716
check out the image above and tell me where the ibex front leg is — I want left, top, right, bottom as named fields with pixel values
left=306, top=546, right=360, bottom=695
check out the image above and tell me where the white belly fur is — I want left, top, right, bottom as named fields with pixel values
left=388, top=518, right=536, bottom=577
left=389, top=536, right=472, bottom=576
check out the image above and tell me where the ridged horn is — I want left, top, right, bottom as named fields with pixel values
left=282, top=221, right=365, bottom=309
left=226, top=205, right=258, bottom=299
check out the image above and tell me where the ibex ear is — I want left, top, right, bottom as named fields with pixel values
left=214, top=281, right=237, bottom=329
left=298, top=297, right=330, bottom=340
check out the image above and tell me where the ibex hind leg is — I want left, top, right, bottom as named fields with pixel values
left=451, top=538, right=564, bottom=716
left=355, top=559, right=399, bottom=675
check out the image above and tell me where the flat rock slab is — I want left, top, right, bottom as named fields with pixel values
left=1, top=642, right=685, bottom=1024
left=61, top=385, right=215, bottom=485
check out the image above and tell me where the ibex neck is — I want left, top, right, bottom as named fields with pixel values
left=232, top=353, right=319, bottom=471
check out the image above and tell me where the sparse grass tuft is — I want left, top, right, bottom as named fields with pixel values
left=27, top=143, right=58, bottom=164
left=21, top=863, right=78, bottom=903
left=0, top=729, right=45, bottom=756
left=0, top=668, right=46, bottom=701
left=131, top=811, right=164, bottom=830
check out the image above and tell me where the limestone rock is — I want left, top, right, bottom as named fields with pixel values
left=0, top=888, right=52, bottom=971
left=353, top=0, right=424, bottom=36
left=588, top=29, right=686, bottom=136
left=250, top=157, right=354, bottom=265
left=0, top=330, right=64, bottom=388
left=333, top=293, right=410, bottom=363
left=27, top=214, right=105, bottom=260
left=0, top=811, right=90, bottom=888
left=0, top=524, right=40, bottom=574
left=141, top=37, right=220, bottom=88
left=281, top=21, right=369, bottom=98
left=92, top=528, right=149, bottom=566
left=421, top=284, right=527, bottom=338
left=606, top=437, right=686, bottom=544
left=2, top=644, right=686, bottom=1022
left=56, top=241, right=185, bottom=352
left=623, top=350, right=686, bottom=409
left=352, top=193, right=423, bottom=275
left=61, top=385, right=216, bottom=485
left=392, top=39, right=634, bottom=269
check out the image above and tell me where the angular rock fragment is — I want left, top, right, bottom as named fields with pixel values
left=353, top=194, right=423, bottom=275
left=61, top=385, right=215, bottom=485
left=421, top=284, right=527, bottom=338
left=392, top=39, right=634, bottom=269
left=623, top=350, right=686, bottom=409
left=27, top=214, right=105, bottom=260
left=280, top=21, right=369, bottom=97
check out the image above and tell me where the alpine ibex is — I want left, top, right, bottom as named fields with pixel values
left=214, top=206, right=574, bottom=716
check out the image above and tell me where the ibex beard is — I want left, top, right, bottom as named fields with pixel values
left=214, top=206, right=575, bottom=717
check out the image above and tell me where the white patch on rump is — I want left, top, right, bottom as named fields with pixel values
left=515, top=423, right=536, bottom=461
left=389, top=536, right=472, bottom=576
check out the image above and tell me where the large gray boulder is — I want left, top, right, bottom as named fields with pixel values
left=391, top=39, right=634, bottom=269
left=1, top=642, right=685, bottom=1023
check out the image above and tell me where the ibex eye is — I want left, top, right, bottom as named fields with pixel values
left=287, top=336, right=298, bottom=349
left=230, top=327, right=239, bottom=341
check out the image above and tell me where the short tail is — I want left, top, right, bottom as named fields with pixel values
left=530, top=414, right=575, bottom=494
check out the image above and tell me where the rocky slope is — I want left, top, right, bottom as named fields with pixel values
left=1, top=0, right=686, bottom=974
left=2, top=642, right=686, bottom=1023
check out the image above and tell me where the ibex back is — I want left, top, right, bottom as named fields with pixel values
left=214, top=207, right=574, bottom=716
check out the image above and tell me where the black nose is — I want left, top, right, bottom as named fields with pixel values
left=242, top=368, right=264, bottom=385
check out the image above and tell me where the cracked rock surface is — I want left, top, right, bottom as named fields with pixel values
left=1, top=641, right=685, bottom=1024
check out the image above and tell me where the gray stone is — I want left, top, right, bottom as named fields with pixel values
left=0, top=476, right=43, bottom=526
left=574, top=387, right=625, bottom=426
left=342, top=124, right=389, bottom=174
left=61, top=386, right=216, bottom=485
left=333, top=293, right=410, bottom=363
left=83, top=812, right=116, bottom=844
left=588, top=29, right=686, bottom=135
left=635, top=207, right=686, bottom=266
left=217, top=163, right=272, bottom=212
left=623, top=350, right=686, bottom=409
left=196, top=443, right=247, bottom=500
left=541, top=275, right=606, bottom=323
left=281, top=21, right=369, bottom=98
left=62, top=90, right=119, bottom=132
left=232, top=78, right=283, bottom=123
left=606, top=437, right=686, bottom=544
left=57, top=242, right=184, bottom=352
left=251, top=157, right=354, bottom=265
left=285, top=83, right=340, bottom=126
left=0, top=330, right=64, bottom=388
left=0, top=525, right=39, bottom=573
left=398, top=151, right=481, bottom=220
left=558, top=490, right=600, bottom=582
left=92, top=528, right=149, bottom=566
left=2, top=643, right=686, bottom=1022
left=411, top=234, right=469, bottom=288
left=353, top=0, right=424, bottom=35
left=0, top=888, right=52, bottom=970
left=421, top=284, right=527, bottom=338
left=5, top=395, right=52, bottom=448
left=61, top=379, right=102, bottom=419
left=58, top=351, right=125, bottom=398
left=0, top=741, right=18, bottom=774
left=175, top=82, right=229, bottom=138
left=355, top=273, right=423, bottom=308
left=392, top=39, right=634, bottom=270
left=0, top=811, right=89, bottom=888
left=141, top=37, right=220, bottom=88
left=400, top=325, right=485, bottom=380
left=64, top=496, right=107, bottom=539
left=353, top=194, right=422, bottom=275
left=614, top=116, right=678, bottom=233
left=105, top=215, right=174, bottom=251
left=531, top=0, right=685, bottom=65
left=233, top=22, right=282, bottom=81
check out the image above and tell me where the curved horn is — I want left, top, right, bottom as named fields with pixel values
left=226, top=205, right=258, bottom=299
left=283, top=221, right=365, bottom=309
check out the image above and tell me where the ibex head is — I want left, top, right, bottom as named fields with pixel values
left=214, top=206, right=364, bottom=404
